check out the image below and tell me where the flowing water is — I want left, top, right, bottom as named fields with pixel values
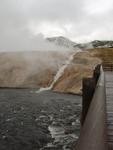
left=36, top=51, right=79, bottom=93
left=38, top=92, right=81, bottom=150
left=36, top=50, right=81, bottom=149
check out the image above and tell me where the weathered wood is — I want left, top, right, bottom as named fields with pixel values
left=81, top=64, right=101, bottom=125
left=75, top=67, right=108, bottom=150
left=105, top=72, right=113, bottom=149
left=81, top=78, right=96, bottom=125
left=93, top=64, right=101, bottom=83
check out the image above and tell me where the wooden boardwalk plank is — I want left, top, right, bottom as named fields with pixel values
left=105, top=72, right=113, bottom=149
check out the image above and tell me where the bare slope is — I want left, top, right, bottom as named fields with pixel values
left=89, top=48, right=113, bottom=63
left=53, top=51, right=101, bottom=95
left=0, top=51, right=69, bottom=88
left=0, top=50, right=103, bottom=94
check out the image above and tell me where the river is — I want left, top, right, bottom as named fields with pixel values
left=0, top=89, right=81, bottom=150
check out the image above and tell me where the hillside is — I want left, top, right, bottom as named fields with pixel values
left=0, top=51, right=69, bottom=88
left=88, top=48, right=113, bottom=71
left=47, top=36, right=113, bottom=50
left=46, top=36, right=77, bottom=50
left=0, top=47, right=113, bottom=95
left=0, top=50, right=101, bottom=95
left=53, top=48, right=113, bottom=94
left=89, top=48, right=113, bottom=63
left=53, top=51, right=101, bottom=95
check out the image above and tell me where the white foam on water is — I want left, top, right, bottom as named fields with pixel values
left=36, top=50, right=80, bottom=93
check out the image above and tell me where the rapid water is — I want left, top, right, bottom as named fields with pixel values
left=36, top=51, right=79, bottom=93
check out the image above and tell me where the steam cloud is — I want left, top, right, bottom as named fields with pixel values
left=0, top=0, right=113, bottom=49
left=0, top=30, right=70, bottom=52
left=0, top=0, right=81, bottom=88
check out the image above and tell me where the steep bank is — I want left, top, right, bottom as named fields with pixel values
left=53, top=51, right=101, bottom=95
left=58, top=47, right=113, bottom=95
left=0, top=51, right=70, bottom=88
left=88, top=48, right=113, bottom=63
left=0, top=50, right=102, bottom=95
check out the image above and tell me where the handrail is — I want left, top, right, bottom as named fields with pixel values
left=75, top=66, right=108, bottom=150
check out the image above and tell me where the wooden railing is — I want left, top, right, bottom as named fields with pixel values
left=75, top=65, right=108, bottom=150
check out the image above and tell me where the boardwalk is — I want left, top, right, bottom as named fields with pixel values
left=105, top=72, right=113, bottom=149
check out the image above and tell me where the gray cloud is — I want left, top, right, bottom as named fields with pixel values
left=0, top=0, right=113, bottom=51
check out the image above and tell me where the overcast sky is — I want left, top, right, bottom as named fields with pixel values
left=0, top=0, right=113, bottom=51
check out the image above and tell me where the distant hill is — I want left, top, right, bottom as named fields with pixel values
left=91, top=40, right=113, bottom=48
left=46, top=36, right=113, bottom=50
left=75, top=40, right=113, bottom=50
left=46, top=36, right=77, bottom=50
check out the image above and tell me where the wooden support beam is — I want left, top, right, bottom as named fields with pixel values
left=93, top=64, right=101, bottom=83
left=81, top=77, right=96, bottom=125
left=81, top=64, right=101, bottom=125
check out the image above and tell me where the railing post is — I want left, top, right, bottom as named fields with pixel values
left=93, top=64, right=101, bottom=83
left=81, top=77, right=96, bottom=125
left=81, top=64, right=101, bottom=126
